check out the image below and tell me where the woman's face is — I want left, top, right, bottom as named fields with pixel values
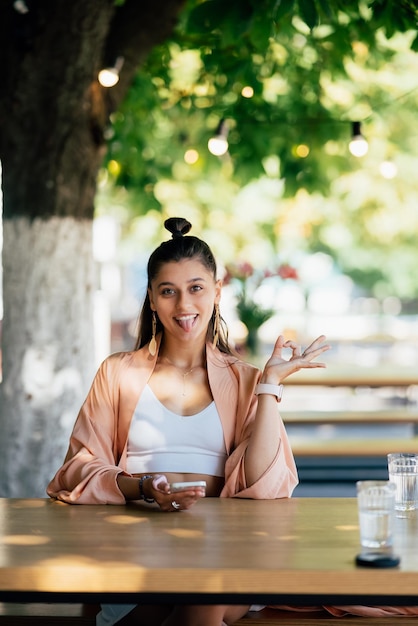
left=148, top=258, right=221, bottom=346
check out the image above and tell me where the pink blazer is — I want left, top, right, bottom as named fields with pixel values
left=47, top=338, right=298, bottom=504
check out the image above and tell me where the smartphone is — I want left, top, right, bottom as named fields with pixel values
left=169, top=480, right=207, bottom=492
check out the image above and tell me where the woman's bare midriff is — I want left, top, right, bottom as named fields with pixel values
left=133, top=472, right=224, bottom=497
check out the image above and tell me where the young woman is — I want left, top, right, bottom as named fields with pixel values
left=47, top=217, right=330, bottom=626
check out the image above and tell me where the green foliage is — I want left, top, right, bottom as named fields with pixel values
left=105, top=0, right=417, bottom=200
left=100, top=0, right=418, bottom=301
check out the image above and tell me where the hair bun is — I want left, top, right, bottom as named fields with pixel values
left=164, top=217, right=192, bottom=239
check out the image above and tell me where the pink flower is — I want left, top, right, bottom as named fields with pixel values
left=236, top=262, right=254, bottom=279
left=278, top=264, right=299, bottom=280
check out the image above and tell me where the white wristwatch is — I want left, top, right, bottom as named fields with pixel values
left=254, top=383, right=283, bottom=403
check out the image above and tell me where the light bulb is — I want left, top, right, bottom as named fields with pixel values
left=208, top=136, right=229, bottom=156
left=349, top=136, right=368, bottom=157
left=349, top=121, right=368, bottom=157
left=208, top=119, right=229, bottom=156
left=98, top=57, right=124, bottom=88
left=98, top=68, right=119, bottom=87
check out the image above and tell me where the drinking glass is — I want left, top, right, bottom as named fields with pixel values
left=387, top=452, right=418, bottom=516
left=356, top=480, right=396, bottom=549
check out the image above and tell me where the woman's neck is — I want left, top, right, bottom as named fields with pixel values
left=158, top=337, right=206, bottom=371
left=158, top=335, right=206, bottom=369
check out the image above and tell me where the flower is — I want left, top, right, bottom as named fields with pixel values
left=223, top=262, right=298, bottom=351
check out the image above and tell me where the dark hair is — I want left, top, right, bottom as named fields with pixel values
left=134, top=217, right=231, bottom=353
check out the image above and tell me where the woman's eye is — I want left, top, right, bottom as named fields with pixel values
left=161, top=288, right=175, bottom=296
left=191, top=285, right=203, bottom=292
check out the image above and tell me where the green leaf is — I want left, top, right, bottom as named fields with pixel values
left=186, top=1, right=223, bottom=34
left=298, top=0, right=318, bottom=29
left=273, top=0, right=296, bottom=21
left=250, top=13, right=275, bottom=50
left=316, top=0, right=333, bottom=20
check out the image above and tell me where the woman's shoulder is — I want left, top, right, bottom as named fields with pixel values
left=209, top=346, right=261, bottom=379
left=98, top=346, right=151, bottom=373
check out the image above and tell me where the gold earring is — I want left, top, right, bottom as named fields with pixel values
left=212, top=304, right=220, bottom=349
left=149, top=311, right=157, bottom=356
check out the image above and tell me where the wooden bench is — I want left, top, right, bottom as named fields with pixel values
left=283, top=409, right=418, bottom=426
left=1, top=604, right=418, bottom=625
left=291, top=437, right=418, bottom=457
left=288, top=437, right=418, bottom=496
left=283, top=366, right=418, bottom=388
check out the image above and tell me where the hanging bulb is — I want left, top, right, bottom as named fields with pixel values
left=349, top=121, right=369, bottom=157
left=98, top=56, right=124, bottom=88
left=208, top=119, right=229, bottom=156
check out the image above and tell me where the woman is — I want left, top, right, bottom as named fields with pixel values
left=47, top=217, right=330, bottom=626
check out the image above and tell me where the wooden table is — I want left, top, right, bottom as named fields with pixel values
left=1, top=498, right=418, bottom=606
left=284, top=365, right=417, bottom=387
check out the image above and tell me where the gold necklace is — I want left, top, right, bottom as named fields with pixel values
left=162, top=358, right=203, bottom=396
left=180, top=367, right=195, bottom=396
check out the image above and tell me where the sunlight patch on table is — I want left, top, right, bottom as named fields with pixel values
left=165, top=528, right=203, bottom=538
left=104, top=515, right=149, bottom=525
left=2, top=535, right=50, bottom=546
left=10, top=500, right=47, bottom=509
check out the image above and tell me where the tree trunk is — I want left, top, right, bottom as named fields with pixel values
left=0, top=0, right=185, bottom=497
left=0, top=217, right=95, bottom=496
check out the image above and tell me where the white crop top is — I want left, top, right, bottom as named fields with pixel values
left=126, top=384, right=228, bottom=476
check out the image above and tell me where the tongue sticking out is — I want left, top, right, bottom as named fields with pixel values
left=176, top=316, right=196, bottom=332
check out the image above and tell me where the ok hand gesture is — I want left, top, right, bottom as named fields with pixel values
left=262, top=334, right=330, bottom=384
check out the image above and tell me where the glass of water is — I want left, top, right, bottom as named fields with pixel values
left=387, top=452, right=418, bottom=517
left=356, top=480, right=396, bottom=549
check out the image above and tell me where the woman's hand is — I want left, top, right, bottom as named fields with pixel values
left=149, top=474, right=206, bottom=512
left=261, top=334, right=330, bottom=385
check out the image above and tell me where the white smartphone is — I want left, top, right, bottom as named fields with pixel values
left=169, top=480, right=207, bottom=492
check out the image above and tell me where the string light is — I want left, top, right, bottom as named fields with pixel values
left=208, top=119, right=229, bottom=156
left=295, top=144, right=310, bottom=158
left=241, top=86, right=254, bottom=98
left=184, top=149, right=199, bottom=164
left=349, top=121, right=369, bottom=157
left=98, top=57, right=124, bottom=88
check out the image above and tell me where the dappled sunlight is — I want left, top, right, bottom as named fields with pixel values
left=2, top=535, right=50, bottom=546
left=169, top=48, right=203, bottom=94
left=8, top=556, right=147, bottom=593
left=277, top=535, right=299, bottom=541
left=165, top=528, right=203, bottom=538
left=10, top=499, right=47, bottom=509
left=104, top=514, right=149, bottom=525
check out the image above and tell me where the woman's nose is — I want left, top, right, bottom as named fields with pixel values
left=176, top=290, right=191, bottom=308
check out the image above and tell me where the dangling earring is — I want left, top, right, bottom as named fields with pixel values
left=149, top=311, right=157, bottom=356
left=212, top=304, right=220, bottom=349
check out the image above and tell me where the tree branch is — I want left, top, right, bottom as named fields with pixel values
left=102, top=0, right=187, bottom=113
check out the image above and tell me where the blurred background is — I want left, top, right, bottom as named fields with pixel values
left=1, top=0, right=417, bottom=497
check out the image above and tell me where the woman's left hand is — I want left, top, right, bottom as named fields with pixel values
left=261, top=334, right=330, bottom=384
